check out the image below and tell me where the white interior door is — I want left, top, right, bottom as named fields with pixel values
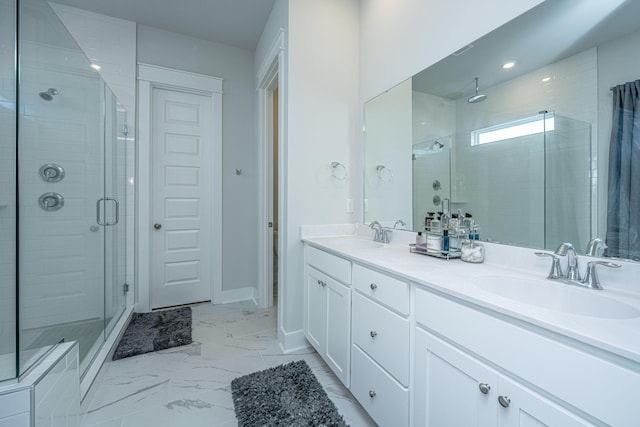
left=151, top=87, right=213, bottom=309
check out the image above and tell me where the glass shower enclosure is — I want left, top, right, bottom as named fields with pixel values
left=0, top=0, right=130, bottom=382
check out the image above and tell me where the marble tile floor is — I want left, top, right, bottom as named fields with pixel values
left=80, top=300, right=376, bottom=426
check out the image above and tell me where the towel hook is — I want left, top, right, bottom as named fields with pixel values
left=331, top=162, right=347, bottom=180
left=376, top=165, right=393, bottom=182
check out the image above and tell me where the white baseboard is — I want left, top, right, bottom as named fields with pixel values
left=278, top=327, right=308, bottom=354
left=218, top=286, right=255, bottom=304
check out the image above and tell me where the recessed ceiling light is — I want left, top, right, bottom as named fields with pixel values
left=90, top=63, right=101, bottom=71
left=502, top=61, right=516, bottom=70
left=541, top=76, right=552, bottom=83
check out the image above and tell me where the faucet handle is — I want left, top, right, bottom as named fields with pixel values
left=581, top=260, right=621, bottom=290
left=535, top=252, right=564, bottom=279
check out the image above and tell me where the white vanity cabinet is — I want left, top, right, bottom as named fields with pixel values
left=414, top=288, right=639, bottom=426
left=415, top=329, right=594, bottom=426
left=304, top=245, right=352, bottom=387
left=350, top=263, right=410, bottom=427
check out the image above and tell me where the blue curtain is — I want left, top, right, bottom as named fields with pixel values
left=606, top=79, right=640, bottom=260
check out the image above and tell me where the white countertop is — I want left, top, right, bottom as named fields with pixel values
left=302, top=234, right=640, bottom=365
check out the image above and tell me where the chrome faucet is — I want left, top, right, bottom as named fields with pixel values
left=369, top=221, right=383, bottom=242
left=369, top=221, right=391, bottom=243
left=585, top=238, right=607, bottom=257
left=535, top=242, right=622, bottom=289
left=554, top=242, right=581, bottom=281
left=393, top=219, right=407, bottom=229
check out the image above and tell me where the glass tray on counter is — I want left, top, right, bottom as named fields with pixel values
left=409, top=243, right=461, bottom=260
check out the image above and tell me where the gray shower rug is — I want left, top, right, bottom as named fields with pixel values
left=112, top=307, right=192, bottom=360
left=231, top=360, right=349, bottom=426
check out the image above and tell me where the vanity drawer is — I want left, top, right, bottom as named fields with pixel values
left=352, top=291, right=410, bottom=385
left=305, top=245, right=351, bottom=284
left=353, top=263, right=410, bottom=315
left=351, top=345, right=409, bottom=427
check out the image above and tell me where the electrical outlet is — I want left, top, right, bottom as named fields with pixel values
left=346, top=198, right=354, bottom=213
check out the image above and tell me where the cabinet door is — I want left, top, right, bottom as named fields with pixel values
left=497, top=375, right=595, bottom=427
left=305, top=266, right=326, bottom=353
left=415, top=328, right=498, bottom=427
left=325, top=276, right=351, bottom=387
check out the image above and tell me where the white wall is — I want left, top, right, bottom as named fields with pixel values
left=138, top=25, right=258, bottom=295
left=256, top=0, right=359, bottom=349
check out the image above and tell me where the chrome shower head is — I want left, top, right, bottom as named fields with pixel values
left=468, top=78, right=487, bottom=103
left=39, top=88, right=58, bottom=101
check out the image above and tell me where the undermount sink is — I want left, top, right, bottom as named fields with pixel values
left=472, top=275, right=640, bottom=319
left=331, top=238, right=385, bottom=250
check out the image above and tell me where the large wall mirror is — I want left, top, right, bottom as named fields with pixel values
left=364, top=0, right=640, bottom=260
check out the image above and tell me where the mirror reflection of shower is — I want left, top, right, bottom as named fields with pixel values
left=38, top=87, right=58, bottom=101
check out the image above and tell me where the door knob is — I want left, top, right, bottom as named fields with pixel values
left=154, top=223, right=162, bottom=230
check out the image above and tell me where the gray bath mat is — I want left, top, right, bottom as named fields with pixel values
left=112, top=307, right=192, bottom=360
left=231, top=360, right=348, bottom=426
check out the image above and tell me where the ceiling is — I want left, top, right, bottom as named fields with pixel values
left=49, top=0, right=277, bottom=50
left=412, top=0, right=640, bottom=99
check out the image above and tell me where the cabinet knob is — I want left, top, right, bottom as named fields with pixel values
left=317, top=279, right=322, bottom=285
left=478, top=383, right=491, bottom=394
left=154, top=223, right=162, bottom=230
left=370, top=331, right=378, bottom=338
left=498, top=395, right=511, bottom=408
left=322, top=281, right=327, bottom=287
left=369, top=390, right=376, bottom=398
left=370, top=283, right=377, bottom=290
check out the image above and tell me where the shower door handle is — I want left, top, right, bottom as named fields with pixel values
left=97, top=197, right=120, bottom=226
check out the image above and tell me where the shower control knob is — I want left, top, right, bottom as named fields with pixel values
left=154, top=223, right=162, bottom=230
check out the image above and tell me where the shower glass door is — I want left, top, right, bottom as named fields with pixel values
left=0, top=0, right=17, bottom=382
left=17, top=0, right=127, bottom=376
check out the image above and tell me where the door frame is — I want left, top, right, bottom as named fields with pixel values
left=136, top=63, right=223, bottom=312
left=257, top=30, right=286, bottom=309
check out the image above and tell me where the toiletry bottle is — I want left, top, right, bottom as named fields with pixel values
left=416, top=231, right=424, bottom=245
left=441, top=209, right=450, bottom=229
left=442, top=229, right=449, bottom=252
